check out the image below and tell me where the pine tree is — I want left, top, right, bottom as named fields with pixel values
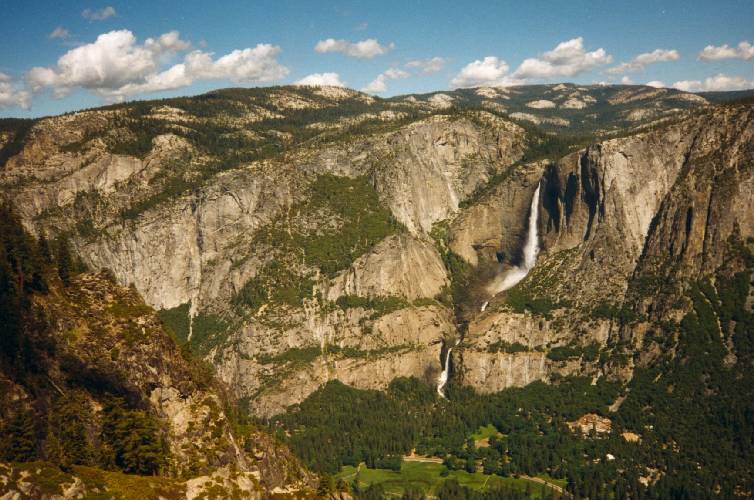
left=0, top=409, right=37, bottom=462
left=101, top=397, right=165, bottom=475
left=38, top=234, right=52, bottom=264
left=55, top=236, right=73, bottom=286
left=48, top=392, right=94, bottom=467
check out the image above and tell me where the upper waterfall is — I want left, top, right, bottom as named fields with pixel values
left=487, top=182, right=541, bottom=295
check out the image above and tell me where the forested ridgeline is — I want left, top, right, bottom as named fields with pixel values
left=0, top=202, right=179, bottom=476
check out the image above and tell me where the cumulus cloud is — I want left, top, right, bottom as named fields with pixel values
left=295, top=72, right=345, bottom=87
left=450, top=56, right=514, bottom=88
left=314, top=38, right=393, bottom=58
left=362, top=67, right=410, bottom=93
left=27, top=29, right=287, bottom=100
left=144, top=30, right=192, bottom=53
left=82, top=6, right=116, bottom=21
left=672, top=73, right=754, bottom=92
left=700, top=41, right=754, bottom=61
left=621, top=75, right=633, bottom=84
left=645, top=80, right=666, bottom=88
left=49, top=27, right=70, bottom=40
left=451, top=38, right=612, bottom=88
left=607, top=48, right=680, bottom=74
left=698, top=41, right=754, bottom=61
left=405, top=57, right=447, bottom=75
left=0, top=73, right=31, bottom=109
left=512, top=37, right=612, bottom=79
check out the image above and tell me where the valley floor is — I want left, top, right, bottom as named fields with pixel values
left=336, top=461, right=566, bottom=498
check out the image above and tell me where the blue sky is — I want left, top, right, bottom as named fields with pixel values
left=1, top=0, right=753, bottom=117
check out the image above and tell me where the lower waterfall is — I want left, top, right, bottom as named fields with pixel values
left=437, top=339, right=459, bottom=398
left=487, top=182, right=541, bottom=295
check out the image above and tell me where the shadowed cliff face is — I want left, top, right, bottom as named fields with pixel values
left=1, top=84, right=750, bottom=418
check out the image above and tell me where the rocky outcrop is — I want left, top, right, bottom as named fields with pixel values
left=216, top=304, right=453, bottom=417
left=448, top=162, right=545, bottom=267
left=371, top=114, right=526, bottom=235
left=325, top=233, right=448, bottom=301
left=0, top=271, right=313, bottom=496
left=451, top=105, right=753, bottom=391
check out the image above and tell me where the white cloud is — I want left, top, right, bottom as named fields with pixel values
left=144, top=30, right=191, bottom=53
left=672, top=73, right=754, bottom=92
left=607, top=48, right=680, bottom=74
left=362, top=67, right=410, bottom=93
left=405, top=57, right=447, bottom=75
left=27, top=30, right=163, bottom=96
left=0, top=73, right=31, bottom=109
left=671, top=80, right=702, bottom=92
left=698, top=41, right=754, bottom=61
left=82, top=6, right=116, bottom=21
left=383, top=67, right=409, bottom=79
left=450, top=56, right=513, bottom=88
left=645, top=80, right=666, bottom=88
left=314, top=38, right=393, bottom=58
left=513, top=37, right=612, bottom=79
left=362, top=74, right=388, bottom=93
left=354, top=22, right=368, bottom=31
left=295, top=72, right=345, bottom=87
left=27, top=29, right=287, bottom=100
left=621, top=75, right=633, bottom=84
left=49, top=27, right=70, bottom=40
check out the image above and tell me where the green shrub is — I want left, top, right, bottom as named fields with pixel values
left=158, top=303, right=191, bottom=343
left=300, top=175, right=399, bottom=276
left=335, top=294, right=408, bottom=318
left=233, top=261, right=314, bottom=311
left=505, top=287, right=559, bottom=316
left=190, top=312, right=229, bottom=355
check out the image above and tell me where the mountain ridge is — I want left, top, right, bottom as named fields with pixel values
left=0, top=82, right=752, bottom=496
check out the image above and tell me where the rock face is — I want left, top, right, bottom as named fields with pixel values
left=1, top=84, right=747, bottom=419
left=0, top=271, right=313, bottom=497
left=452, top=104, right=754, bottom=391
left=325, top=233, right=448, bottom=301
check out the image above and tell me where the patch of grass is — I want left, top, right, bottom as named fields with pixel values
left=471, top=424, right=500, bottom=441
left=336, top=461, right=552, bottom=498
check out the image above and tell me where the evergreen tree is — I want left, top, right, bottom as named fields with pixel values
left=0, top=409, right=37, bottom=462
left=48, top=392, right=94, bottom=467
left=101, top=397, right=165, bottom=475
left=55, top=235, right=74, bottom=286
left=38, top=234, right=52, bottom=264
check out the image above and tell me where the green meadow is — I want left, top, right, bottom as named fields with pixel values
left=336, top=461, right=562, bottom=498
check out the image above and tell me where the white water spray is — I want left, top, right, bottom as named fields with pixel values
left=487, top=183, right=541, bottom=295
left=437, top=339, right=460, bottom=398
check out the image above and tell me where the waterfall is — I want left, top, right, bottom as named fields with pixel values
left=437, top=339, right=460, bottom=398
left=487, top=182, right=541, bottom=294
